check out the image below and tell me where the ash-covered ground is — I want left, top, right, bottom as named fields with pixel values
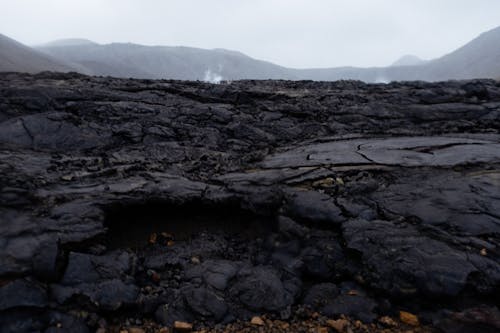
left=0, top=72, right=499, bottom=333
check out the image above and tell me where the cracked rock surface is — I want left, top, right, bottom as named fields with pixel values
left=0, top=72, right=499, bottom=332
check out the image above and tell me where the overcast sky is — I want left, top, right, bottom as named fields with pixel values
left=1, top=0, right=500, bottom=68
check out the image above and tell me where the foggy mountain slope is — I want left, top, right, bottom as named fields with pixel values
left=0, top=33, right=75, bottom=73
left=4, top=24, right=500, bottom=81
left=36, top=42, right=295, bottom=80
left=284, top=26, right=500, bottom=82
left=422, top=25, right=500, bottom=80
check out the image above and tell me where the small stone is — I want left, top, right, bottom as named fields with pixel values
left=335, top=177, right=345, bottom=185
left=61, top=175, right=73, bottom=181
left=174, top=321, right=193, bottom=331
left=313, top=177, right=335, bottom=187
left=250, top=316, right=265, bottom=326
left=378, top=316, right=398, bottom=327
left=151, top=271, right=161, bottom=282
left=280, top=322, right=290, bottom=330
left=317, top=327, right=328, bottom=333
left=78, top=311, right=89, bottom=319
left=327, top=319, right=348, bottom=332
left=149, top=233, right=157, bottom=244
left=480, top=248, right=487, bottom=256
left=128, top=328, right=145, bottom=333
left=399, top=311, right=419, bottom=326
left=167, top=240, right=175, bottom=247
left=191, top=256, right=201, bottom=264
left=158, top=328, right=170, bottom=333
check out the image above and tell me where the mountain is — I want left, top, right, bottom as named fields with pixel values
left=391, top=55, right=428, bottom=67
left=2, top=25, right=500, bottom=82
left=36, top=42, right=295, bottom=81
left=55, top=25, right=500, bottom=82
left=0, top=34, right=74, bottom=73
left=291, top=26, right=500, bottom=82
left=421, top=25, right=500, bottom=80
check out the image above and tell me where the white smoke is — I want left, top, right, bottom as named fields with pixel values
left=375, top=76, right=389, bottom=84
left=204, top=69, right=223, bottom=84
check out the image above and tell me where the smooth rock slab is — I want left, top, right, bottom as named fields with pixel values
left=51, top=279, right=139, bottom=310
left=51, top=251, right=138, bottom=310
left=0, top=112, right=107, bottom=151
left=182, top=285, right=228, bottom=320
left=185, top=260, right=241, bottom=291
left=369, top=170, right=500, bottom=235
left=60, top=251, right=132, bottom=285
left=0, top=279, right=48, bottom=311
left=343, top=219, right=477, bottom=296
left=262, top=136, right=500, bottom=168
left=283, top=189, right=346, bottom=225
left=229, top=266, right=296, bottom=312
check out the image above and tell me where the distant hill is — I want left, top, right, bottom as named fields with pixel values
left=291, top=26, right=500, bottom=82
left=2, top=25, right=500, bottom=82
left=0, top=34, right=75, bottom=73
left=391, top=55, right=428, bottom=67
left=36, top=42, right=295, bottom=81
left=421, top=25, right=500, bottom=80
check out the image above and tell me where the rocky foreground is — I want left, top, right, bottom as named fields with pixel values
left=0, top=72, right=499, bottom=333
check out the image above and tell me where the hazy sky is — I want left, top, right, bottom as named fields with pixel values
left=1, top=0, right=500, bottom=68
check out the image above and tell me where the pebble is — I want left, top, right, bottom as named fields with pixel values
left=149, top=233, right=157, bottom=244
left=128, top=328, right=146, bottom=333
left=399, top=311, right=420, bottom=326
left=174, top=321, right=193, bottom=331
left=250, top=316, right=265, bottom=326
left=313, top=177, right=334, bottom=187
left=378, top=316, right=398, bottom=327
left=191, top=256, right=201, bottom=264
left=327, top=319, right=348, bottom=332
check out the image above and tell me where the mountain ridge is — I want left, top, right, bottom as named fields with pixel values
left=2, top=26, right=500, bottom=82
left=0, top=33, right=74, bottom=73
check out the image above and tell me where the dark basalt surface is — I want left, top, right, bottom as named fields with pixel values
left=0, top=72, right=499, bottom=332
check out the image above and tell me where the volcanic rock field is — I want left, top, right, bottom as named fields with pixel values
left=0, top=72, right=499, bottom=332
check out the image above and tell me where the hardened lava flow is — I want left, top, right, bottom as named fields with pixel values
left=0, top=72, right=499, bottom=332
